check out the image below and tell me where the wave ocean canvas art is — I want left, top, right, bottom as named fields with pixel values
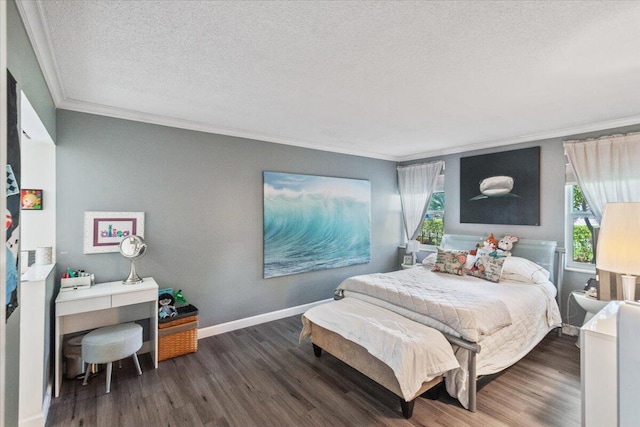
left=263, top=172, right=371, bottom=279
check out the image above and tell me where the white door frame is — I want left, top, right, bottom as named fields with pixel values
left=1, top=1, right=10, bottom=426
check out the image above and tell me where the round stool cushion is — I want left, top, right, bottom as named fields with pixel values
left=82, top=323, right=143, bottom=364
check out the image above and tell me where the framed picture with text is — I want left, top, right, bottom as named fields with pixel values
left=83, top=211, right=145, bottom=254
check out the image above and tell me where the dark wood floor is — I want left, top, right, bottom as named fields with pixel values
left=46, top=316, right=581, bottom=427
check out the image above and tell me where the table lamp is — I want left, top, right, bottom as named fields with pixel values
left=406, top=240, right=421, bottom=264
left=596, top=203, right=640, bottom=301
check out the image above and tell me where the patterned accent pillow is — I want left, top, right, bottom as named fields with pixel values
left=431, top=248, right=468, bottom=276
left=467, top=254, right=506, bottom=283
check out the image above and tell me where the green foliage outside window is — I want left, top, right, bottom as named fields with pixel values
left=418, top=193, right=444, bottom=245
left=571, top=186, right=596, bottom=264
left=572, top=185, right=589, bottom=212
left=573, top=225, right=594, bottom=263
left=428, top=192, right=445, bottom=212
left=420, top=215, right=443, bottom=245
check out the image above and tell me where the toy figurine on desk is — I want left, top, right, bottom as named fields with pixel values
left=175, top=289, right=187, bottom=305
left=158, top=293, right=178, bottom=319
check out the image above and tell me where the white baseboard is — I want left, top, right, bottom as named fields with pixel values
left=18, top=414, right=45, bottom=427
left=20, top=380, right=51, bottom=427
left=198, top=298, right=333, bottom=339
left=562, top=324, right=580, bottom=337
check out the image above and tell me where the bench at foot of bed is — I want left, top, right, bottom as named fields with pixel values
left=302, top=299, right=457, bottom=419
left=311, top=331, right=442, bottom=418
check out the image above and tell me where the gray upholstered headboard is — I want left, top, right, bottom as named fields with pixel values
left=440, top=234, right=558, bottom=284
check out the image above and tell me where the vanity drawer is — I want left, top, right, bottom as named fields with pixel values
left=57, top=295, right=111, bottom=316
left=112, top=288, right=157, bottom=307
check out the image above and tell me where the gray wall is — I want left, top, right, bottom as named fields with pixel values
left=56, top=110, right=401, bottom=328
left=401, top=123, right=640, bottom=327
left=58, top=110, right=640, bottom=330
left=5, top=1, right=57, bottom=425
left=7, top=0, right=56, bottom=140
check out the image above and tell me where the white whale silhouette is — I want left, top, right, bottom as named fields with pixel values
left=470, top=176, right=520, bottom=201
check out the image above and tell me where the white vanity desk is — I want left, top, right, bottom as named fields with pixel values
left=54, top=277, right=159, bottom=397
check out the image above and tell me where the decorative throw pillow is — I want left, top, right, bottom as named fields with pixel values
left=467, top=254, right=506, bottom=283
left=464, top=253, right=478, bottom=270
left=431, top=248, right=468, bottom=276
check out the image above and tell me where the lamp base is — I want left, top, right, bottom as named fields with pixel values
left=621, top=275, right=636, bottom=301
left=123, top=261, right=143, bottom=285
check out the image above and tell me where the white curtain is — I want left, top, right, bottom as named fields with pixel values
left=564, top=132, right=640, bottom=221
left=397, top=161, right=444, bottom=240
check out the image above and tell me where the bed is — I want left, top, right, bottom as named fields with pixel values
left=303, top=234, right=563, bottom=413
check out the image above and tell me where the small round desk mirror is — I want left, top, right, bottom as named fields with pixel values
left=119, top=235, right=147, bottom=285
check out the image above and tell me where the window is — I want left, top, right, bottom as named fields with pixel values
left=566, top=184, right=599, bottom=270
left=416, top=173, right=444, bottom=246
left=418, top=192, right=444, bottom=246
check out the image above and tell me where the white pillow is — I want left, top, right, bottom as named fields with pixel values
left=501, top=256, right=550, bottom=284
left=421, top=252, right=437, bottom=268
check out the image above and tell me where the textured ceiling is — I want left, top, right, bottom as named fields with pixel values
left=18, top=1, right=640, bottom=160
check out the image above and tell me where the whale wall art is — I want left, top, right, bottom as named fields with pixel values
left=460, top=146, right=540, bottom=225
left=263, top=172, right=371, bottom=279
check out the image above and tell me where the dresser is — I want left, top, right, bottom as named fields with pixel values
left=54, top=277, right=159, bottom=397
left=580, top=301, right=620, bottom=427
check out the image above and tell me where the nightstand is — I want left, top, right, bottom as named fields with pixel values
left=401, top=263, right=422, bottom=270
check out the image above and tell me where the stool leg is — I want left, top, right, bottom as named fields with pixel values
left=132, top=353, right=142, bottom=376
left=82, top=363, right=91, bottom=385
left=106, top=362, right=113, bottom=393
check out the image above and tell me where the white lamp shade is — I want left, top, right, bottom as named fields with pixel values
left=596, top=203, right=640, bottom=276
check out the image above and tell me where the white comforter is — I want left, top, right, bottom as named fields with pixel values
left=336, top=267, right=562, bottom=408
left=337, top=269, right=513, bottom=342
left=300, top=298, right=460, bottom=401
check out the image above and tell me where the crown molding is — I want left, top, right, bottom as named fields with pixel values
left=398, top=114, right=640, bottom=162
left=15, top=0, right=66, bottom=105
left=58, top=98, right=400, bottom=162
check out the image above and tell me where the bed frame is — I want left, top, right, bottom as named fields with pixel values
left=438, top=234, right=560, bottom=411
left=329, top=234, right=562, bottom=413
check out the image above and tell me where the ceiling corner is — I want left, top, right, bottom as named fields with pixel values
left=15, top=0, right=65, bottom=106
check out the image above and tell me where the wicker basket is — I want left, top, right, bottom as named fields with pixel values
left=158, top=305, right=198, bottom=361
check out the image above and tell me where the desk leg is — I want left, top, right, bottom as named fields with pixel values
left=55, top=316, right=62, bottom=398
left=151, top=301, right=158, bottom=368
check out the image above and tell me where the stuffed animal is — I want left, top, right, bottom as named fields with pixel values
left=472, top=233, right=498, bottom=256
left=496, top=235, right=519, bottom=257
left=470, top=233, right=496, bottom=255
left=158, top=293, right=178, bottom=319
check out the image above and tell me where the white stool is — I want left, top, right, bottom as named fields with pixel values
left=82, top=323, right=143, bottom=393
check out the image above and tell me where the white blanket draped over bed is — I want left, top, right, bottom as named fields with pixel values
left=300, top=298, right=460, bottom=401
left=336, top=267, right=562, bottom=408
